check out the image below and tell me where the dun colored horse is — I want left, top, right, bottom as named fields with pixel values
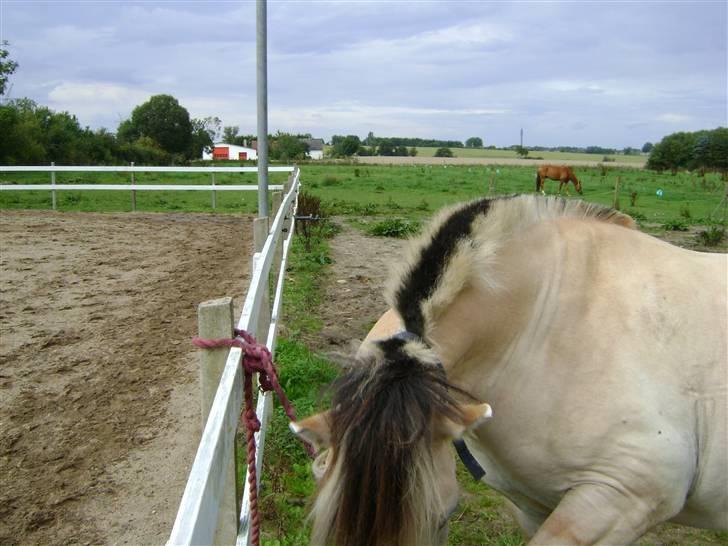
left=291, top=195, right=727, bottom=546
left=536, top=165, right=582, bottom=194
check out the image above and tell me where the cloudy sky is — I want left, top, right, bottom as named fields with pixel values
left=1, top=0, right=726, bottom=148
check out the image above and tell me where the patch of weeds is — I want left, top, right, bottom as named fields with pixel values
left=680, top=203, right=692, bottom=220
left=416, top=199, right=430, bottom=211
left=367, top=218, right=420, bottom=238
left=662, top=219, right=689, bottom=231
left=322, top=175, right=340, bottom=186
left=374, top=184, right=385, bottom=192
left=697, top=225, right=725, bottom=246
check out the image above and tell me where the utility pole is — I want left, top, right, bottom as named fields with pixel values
left=256, top=0, right=269, bottom=217
left=520, top=128, right=523, bottom=148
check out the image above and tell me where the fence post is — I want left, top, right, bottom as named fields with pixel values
left=51, top=162, right=57, bottom=211
left=131, top=161, right=136, bottom=212
left=212, top=172, right=217, bottom=210
left=613, top=176, right=621, bottom=210
left=197, top=297, right=238, bottom=545
left=253, top=217, right=271, bottom=342
left=271, top=191, right=284, bottom=291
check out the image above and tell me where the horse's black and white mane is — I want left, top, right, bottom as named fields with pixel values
left=387, top=194, right=635, bottom=340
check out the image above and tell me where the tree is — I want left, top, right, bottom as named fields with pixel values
left=364, top=131, right=377, bottom=146
left=190, top=116, right=221, bottom=158
left=466, top=137, right=483, bottom=148
left=121, top=94, right=193, bottom=157
left=515, top=145, right=529, bottom=158
left=332, top=135, right=361, bottom=157
left=434, top=147, right=453, bottom=158
left=692, top=128, right=728, bottom=175
left=269, top=133, right=309, bottom=161
left=0, top=41, right=18, bottom=96
left=222, top=126, right=239, bottom=144
left=646, top=131, right=697, bottom=172
left=641, top=142, right=653, bottom=153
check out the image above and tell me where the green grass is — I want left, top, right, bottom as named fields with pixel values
left=299, top=164, right=725, bottom=227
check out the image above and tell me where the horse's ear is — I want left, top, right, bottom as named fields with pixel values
left=289, top=411, right=331, bottom=452
left=438, top=403, right=492, bottom=440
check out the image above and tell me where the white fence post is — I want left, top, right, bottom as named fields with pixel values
left=212, top=172, right=217, bottom=210
left=252, top=216, right=272, bottom=349
left=131, top=162, right=137, bottom=212
left=197, top=297, right=239, bottom=545
left=51, top=162, right=57, bottom=210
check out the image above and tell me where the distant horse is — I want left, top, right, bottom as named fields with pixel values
left=536, top=165, right=582, bottom=195
left=292, top=195, right=727, bottom=546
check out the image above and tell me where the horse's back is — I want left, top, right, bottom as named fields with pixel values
left=465, top=217, right=727, bottom=530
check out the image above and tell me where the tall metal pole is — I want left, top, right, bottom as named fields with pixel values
left=256, top=0, right=269, bottom=217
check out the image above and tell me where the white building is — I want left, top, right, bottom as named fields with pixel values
left=305, top=138, right=325, bottom=160
left=202, top=143, right=257, bottom=161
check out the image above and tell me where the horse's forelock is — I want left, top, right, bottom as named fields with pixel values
left=313, top=340, right=464, bottom=546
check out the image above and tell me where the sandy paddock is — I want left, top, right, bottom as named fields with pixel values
left=0, top=211, right=254, bottom=545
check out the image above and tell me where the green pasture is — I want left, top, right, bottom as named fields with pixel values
left=299, top=164, right=725, bottom=227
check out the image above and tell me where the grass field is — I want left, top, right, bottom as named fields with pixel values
left=298, top=163, right=725, bottom=227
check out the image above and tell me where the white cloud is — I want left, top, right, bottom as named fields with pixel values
left=46, top=81, right=150, bottom=123
left=655, top=113, right=693, bottom=124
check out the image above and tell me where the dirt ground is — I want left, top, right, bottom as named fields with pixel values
left=0, top=211, right=254, bottom=546
left=0, top=209, right=724, bottom=546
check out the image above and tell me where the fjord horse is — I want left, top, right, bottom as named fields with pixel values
left=536, top=165, right=582, bottom=195
left=291, top=195, right=727, bottom=546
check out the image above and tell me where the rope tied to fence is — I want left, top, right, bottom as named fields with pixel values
left=191, top=328, right=315, bottom=546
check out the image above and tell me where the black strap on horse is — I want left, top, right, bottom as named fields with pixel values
left=453, top=438, right=486, bottom=481
left=391, top=330, right=487, bottom=481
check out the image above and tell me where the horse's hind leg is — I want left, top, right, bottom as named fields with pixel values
left=528, top=484, right=680, bottom=545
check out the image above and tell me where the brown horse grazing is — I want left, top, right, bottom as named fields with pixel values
left=536, top=165, right=582, bottom=195
left=292, top=194, right=727, bottom=546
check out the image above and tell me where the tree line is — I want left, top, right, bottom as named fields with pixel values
left=646, top=128, right=728, bottom=175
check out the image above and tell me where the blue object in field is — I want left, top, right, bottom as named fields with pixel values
left=656, top=189, right=664, bottom=198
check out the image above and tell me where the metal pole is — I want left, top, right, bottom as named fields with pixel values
left=256, top=0, right=269, bottom=218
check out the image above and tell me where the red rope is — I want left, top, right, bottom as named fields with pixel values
left=192, top=329, right=315, bottom=546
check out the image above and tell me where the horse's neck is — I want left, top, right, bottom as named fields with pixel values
left=427, top=221, right=568, bottom=398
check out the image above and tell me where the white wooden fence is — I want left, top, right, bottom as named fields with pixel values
left=0, top=164, right=291, bottom=210
left=168, top=166, right=301, bottom=546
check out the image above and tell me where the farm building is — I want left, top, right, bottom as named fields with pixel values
left=304, top=138, right=325, bottom=160
left=202, top=143, right=257, bottom=161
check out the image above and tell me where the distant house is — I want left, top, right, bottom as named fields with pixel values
left=304, top=138, right=325, bottom=160
left=203, top=142, right=257, bottom=161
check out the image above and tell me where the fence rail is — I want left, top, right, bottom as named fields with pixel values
left=0, top=164, right=292, bottom=210
left=168, top=167, right=300, bottom=546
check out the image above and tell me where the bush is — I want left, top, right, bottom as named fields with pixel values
left=697, top=225, right=725, bottom=246
left=662, top=219, right=689, bottom=231
left=434, top=147, right=453, bottom=158
left=367, top=218, right=420, bottom=238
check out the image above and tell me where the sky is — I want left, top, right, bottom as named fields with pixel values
left=1, top=0, right=726, bottom=149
